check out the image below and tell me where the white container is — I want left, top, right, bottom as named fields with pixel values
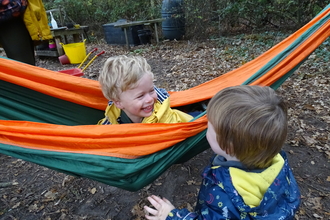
left=50, top=11, right=58, bottom=29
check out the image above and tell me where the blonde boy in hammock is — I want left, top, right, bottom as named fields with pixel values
left=97, top=55, right=193, bottom=125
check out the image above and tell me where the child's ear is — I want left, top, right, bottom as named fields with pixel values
left=113, top=100, right=124, bottom=109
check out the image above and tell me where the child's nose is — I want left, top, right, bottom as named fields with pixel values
left=145, top=94, right=154, bottom=103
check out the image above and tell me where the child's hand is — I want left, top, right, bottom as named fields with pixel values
left=144, top=195, right=175, bottom=220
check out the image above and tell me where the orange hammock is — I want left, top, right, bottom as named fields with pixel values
left=0, top=5, right=329, bottom=191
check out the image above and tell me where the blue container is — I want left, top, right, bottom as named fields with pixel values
left=161, top=0, right=185, bottom=40
left=103, top=19, right=143, bottom=45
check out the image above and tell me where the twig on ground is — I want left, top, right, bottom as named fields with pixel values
left=0, top=182, right=18, bottom=188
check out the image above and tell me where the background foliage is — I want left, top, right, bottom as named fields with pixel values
left=43, top=0, right=329, bottom=41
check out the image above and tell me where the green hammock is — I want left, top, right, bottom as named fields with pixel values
left=0, top=5, right=329, bottom=191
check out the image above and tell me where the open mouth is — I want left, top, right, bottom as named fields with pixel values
left=143, top=105, right=153, bottom=113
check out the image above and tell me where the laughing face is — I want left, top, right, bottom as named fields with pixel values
left=114, top=73, right=157, bottom=123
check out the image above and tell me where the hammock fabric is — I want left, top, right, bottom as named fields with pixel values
left=0, top=5, right=329, bottom=191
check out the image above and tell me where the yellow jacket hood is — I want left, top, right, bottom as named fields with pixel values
left=229, top=153, right=285, bottom=207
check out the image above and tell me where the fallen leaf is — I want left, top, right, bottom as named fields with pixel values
left=131, top=203, right=145, bottom=218
left=44, top=190, right=57, bottom=200
left=305, top=197, right=323, bottom=210
left=28, top=204, right=38, bottom=212
left=186, top=202, right=194, bottom=212
left=321, top=116, right=330, bottom=123
left=312, top=213, right=323, bottom=218
left=90, top=187, right=97, bottom=194
left=303, top=104, right=315, bottom=110
left=12, top=202, right=20, bottom=209
left=303, top=136, right=317, bottom=145
left=186, top=180, right=196, bottom=185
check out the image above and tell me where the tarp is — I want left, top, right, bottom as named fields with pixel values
left=0, top=4, right=329, bottom=191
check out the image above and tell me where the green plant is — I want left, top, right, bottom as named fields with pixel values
left=42, top=0, right=330, bottom=41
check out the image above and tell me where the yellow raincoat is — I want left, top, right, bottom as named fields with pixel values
left=23, top=0, right=52, bottom=40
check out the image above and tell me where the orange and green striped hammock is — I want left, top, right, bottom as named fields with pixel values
left=0, top=5, right=329, bottom=191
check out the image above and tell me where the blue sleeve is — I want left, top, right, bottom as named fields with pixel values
left=154, top=86, right=169, bottom=103
left=165, top=204, right=236, bottom=220
left=166, top=206, right=233, bottom=220
left=166, top=179, right=241, bottom=219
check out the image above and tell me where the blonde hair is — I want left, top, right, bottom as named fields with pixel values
left=207, top=85, right=287, bottom=169
left=98, top=55, right=153, bottom=101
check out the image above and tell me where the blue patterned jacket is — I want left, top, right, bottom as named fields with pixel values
left=166, top=151, right=301, bottom=220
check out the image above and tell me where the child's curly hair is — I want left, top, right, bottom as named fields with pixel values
left=99, top=55, right=153, bottom=101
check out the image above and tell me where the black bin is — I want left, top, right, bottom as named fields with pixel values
left=103, top=19, right=143, bottom=45
left=161, top=0, right=185, bottom=40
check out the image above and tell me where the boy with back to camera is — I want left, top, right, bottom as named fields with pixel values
left=144, top=85, right=301, bottom=220
left=97, top=55, right=193, bottom=125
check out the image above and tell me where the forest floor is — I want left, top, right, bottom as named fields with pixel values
left=0, top=32, right=329, bottom=220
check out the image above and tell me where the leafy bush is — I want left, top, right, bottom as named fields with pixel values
left=42, top=0, right=330, bottom=41
left=184, top=0, right=330, bottom=39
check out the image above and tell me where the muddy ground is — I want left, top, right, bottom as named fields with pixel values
left=0, top=34, right=329, bottom=220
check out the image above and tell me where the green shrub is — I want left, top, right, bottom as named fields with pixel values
left=42, top=0, right=330, bottom=41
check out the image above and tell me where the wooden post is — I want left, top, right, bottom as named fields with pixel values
left=154, top=23, right=159, bottom=44
left=54, top=37, right=64, bottom=56
left=123, top=27, right=130, bottom=49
